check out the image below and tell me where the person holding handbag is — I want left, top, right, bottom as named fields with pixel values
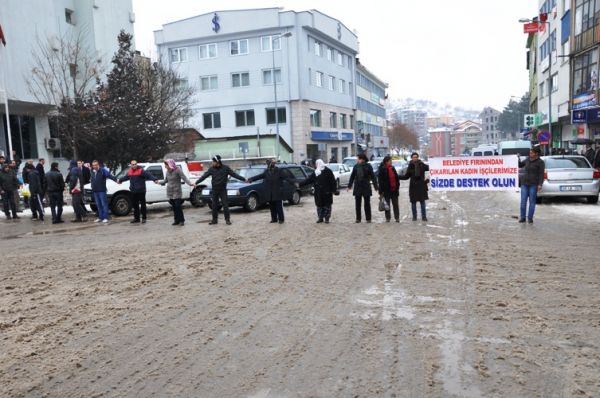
left=300, top=159, right=338, bottom=223
left=377, top=156, right=400, bottom=222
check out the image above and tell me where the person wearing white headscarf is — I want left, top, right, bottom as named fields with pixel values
left=300, top=159, right=337, bottom=223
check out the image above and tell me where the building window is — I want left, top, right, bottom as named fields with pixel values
left=315, top=71, right=323, bottom=87
left=230, top=39, right=249, bottom=56
left=261, top=36, right=281, bottom=52
left=539, top=81, right=545, bottom=98
left=572, top=49, right=598, bottom=95
left=328, top=75, right=335, bottom=91
left=338, top=79, right=345, bottom=93
left=310, top=109, right=321, bottom=127
left=348, top=82, right=353, bottom=95
left=174, top=79, right=188, bottom=92
left=330, top=112, right=337, bottom=128
left=231, top=72, right=250, bottom=87
left=203, top=112, right=221, bottom=129
left=314, top=41, right=322, bottom=56
left=235, top=110, right=255, bottom=127
left=336, top=51, right=344, bottom=66
left=65, top=9, right=75, bottom=25
left=340, top=113, right=347, bottom=129
left=327, top=47, right=333, bottom=61
left=347, top=55, right=352, bottom=69
left=266, top=107, right=286, bottom=124
left=170, top=47, right=188, bottom=63
left=263, top=68, right=281, bottom=85
left=551, top=74, right=559, bottom=92
left=350, top=115, right=355, bottom=129
left=200, top=75, right=218, bottom=91
left=3, top=115, right=38, bottom=160
left=199, top=43, right=217, bottom=59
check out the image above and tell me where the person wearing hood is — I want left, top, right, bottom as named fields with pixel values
left=248, top=159, right=296, bottom=224
left=25, top=163, right=45, bottom=222
left=117, top=160, right=158, bottom=224
left=159, top=159, right=195, bottom=226
left=399, top=152, right=430, bottom=221
left=0, top=163, right=20, bottom=219
left=45, top=162, right=65, bottom=224
left=300, top=159, right=337, bottom=223
left=195, top=155, right=247, bottom=225
left=347, top=153, right=378, bottom=223
left=378, top=156, right=401, bottom=222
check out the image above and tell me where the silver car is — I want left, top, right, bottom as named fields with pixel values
left=325, top=163, right=352, bottom=188
left=538, top=155, right=600, bottom=204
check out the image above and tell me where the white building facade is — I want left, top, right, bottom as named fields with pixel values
left=154, top=8, right=359, bottom=163
left=479, top=107, right=500, bottom=144
left=0, top=0, right=134, bottom=162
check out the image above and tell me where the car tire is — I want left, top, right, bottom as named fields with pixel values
left=587, top=195, right=599, bottom=204
left=190, top=188, right=205, bottom=207
left=110, top=193, right=131, bottom=216
left=244, top=194, right=258, bottom=212
left=289, top=190, right=301, bottom=205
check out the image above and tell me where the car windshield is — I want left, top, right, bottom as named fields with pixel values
left=328, top=164, right=339, bottom=171
left=235, top=167, right=266, bottom=180
left=545, top=157, right=591, bottom=169
left=392, top=161, right=405, bottom=166
left=343, top=159, right=357, bottom=168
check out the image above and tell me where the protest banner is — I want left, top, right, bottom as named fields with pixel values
left=429, top=156, right=519, bottom=191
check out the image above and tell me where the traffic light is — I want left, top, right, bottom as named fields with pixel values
left=524, top=114, right=535, bottom=128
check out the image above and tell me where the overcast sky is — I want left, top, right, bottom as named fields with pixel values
left=132, top=0, right=537, bottom=112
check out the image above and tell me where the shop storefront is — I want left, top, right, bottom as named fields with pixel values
left=307, top=131, right=353, bottom=162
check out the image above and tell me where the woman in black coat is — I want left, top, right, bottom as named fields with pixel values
left=248, top=160, right=295, bottom=224
left=301, top=159, right=337, bottom=223
left=378, top=156, right=400, bottom=222
left=347, top=153, right=378, bottom=223
left=399, top=152, right=430, bottom=221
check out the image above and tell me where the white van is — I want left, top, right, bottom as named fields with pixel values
left=471, top=145, right=497, bottom=156
left=498, top=141, right=531, bottom=156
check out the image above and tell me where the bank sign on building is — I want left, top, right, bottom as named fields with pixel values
left=154, top=8, right=359, bottom=163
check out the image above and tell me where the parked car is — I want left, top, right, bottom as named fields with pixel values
left=325, top=163, right=352, bottom=188
left=392, top=159, right=408, bottom=176
left=84, top=161, right=207, bottom=216
left=369, top=160, right=382, bottom=177
left=536, top=155, right=600, bottom=204
left=498, top=140, right=531, bottom=156
left=200, top=164, right=314, bottom=212
left=342, top=156, right=357, bottom=170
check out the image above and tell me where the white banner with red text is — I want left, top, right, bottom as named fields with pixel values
left=429, top=156, right=519, bottom=191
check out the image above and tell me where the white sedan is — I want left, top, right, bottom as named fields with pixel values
left=325, top=163, right=352, bottom=188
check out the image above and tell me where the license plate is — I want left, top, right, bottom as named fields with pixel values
left=202, top=189, right=210, bottom=195
left=559, top=185, right=582, bottom=191
left=85, top=195, right=93, bottom=201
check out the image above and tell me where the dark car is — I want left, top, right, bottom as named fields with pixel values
left=200, top=164, right=314, bottom=211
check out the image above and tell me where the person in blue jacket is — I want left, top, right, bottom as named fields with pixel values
left=117, top=160, right=158, bottom=224
left=90, top=160, right=117, bottom=223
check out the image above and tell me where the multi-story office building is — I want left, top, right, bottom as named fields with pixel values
left=535, top=0, right=572, bottom=148
left=355, top=61, right=388, bottom=156
left=154, top=8, right=358, bottom=163
left=479, top=107, right=500, bottom=144
left=393, top=108, right=428, bottom=137
left=0, top=0, right=135, bottom=162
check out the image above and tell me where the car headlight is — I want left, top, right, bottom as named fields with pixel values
left=227, top=189, right=240, bottom=196
left=202, top=189, right=210, bottom=195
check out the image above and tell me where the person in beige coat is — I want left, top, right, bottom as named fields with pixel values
left=160, top=159, right=195, bottom=226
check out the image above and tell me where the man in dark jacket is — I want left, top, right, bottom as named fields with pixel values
left=26, top=164, right=44, bottom=221
left=518, top=146, right=545, bottom=223
left=45, top=162, right=65, bottom=224
left=117, top=160, right=158, bottom=224
left=594, top=143, right=600, bottom=169
left=399, top=153, right=430, bottom=221
left=91, top=160, right=117, bottom=223
left=36, top=158, right=47, bottom=200
left=68, top=167, right=87, bottom=222
left=248, top=160, right=295, bottom=224
left=0, top=163, right=20, bottom=219
left=584, top=144, right=595, bottom=166
left=348, top=153, right=378, bottom=223
left=196, top=155, right=247, bottom=225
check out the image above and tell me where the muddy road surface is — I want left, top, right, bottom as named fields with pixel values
left=1, top=189, right=599, bottom=397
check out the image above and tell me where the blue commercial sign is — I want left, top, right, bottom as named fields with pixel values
left=573, top=92, right=597, bottom=110
left=572, top=109, right=587, bottom=124
left=586, top=107, right=600, bottom=123
left=311, top=131, right=354, bottom=141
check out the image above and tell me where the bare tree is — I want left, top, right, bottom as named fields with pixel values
left=387, top=122, right=419, bottom=149
left=27, top=29, right=105, bottom=158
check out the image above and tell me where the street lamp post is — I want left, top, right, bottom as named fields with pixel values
left=519, top=17, right=552, bottom=154
left=272, top=31, right=292, bottom=161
